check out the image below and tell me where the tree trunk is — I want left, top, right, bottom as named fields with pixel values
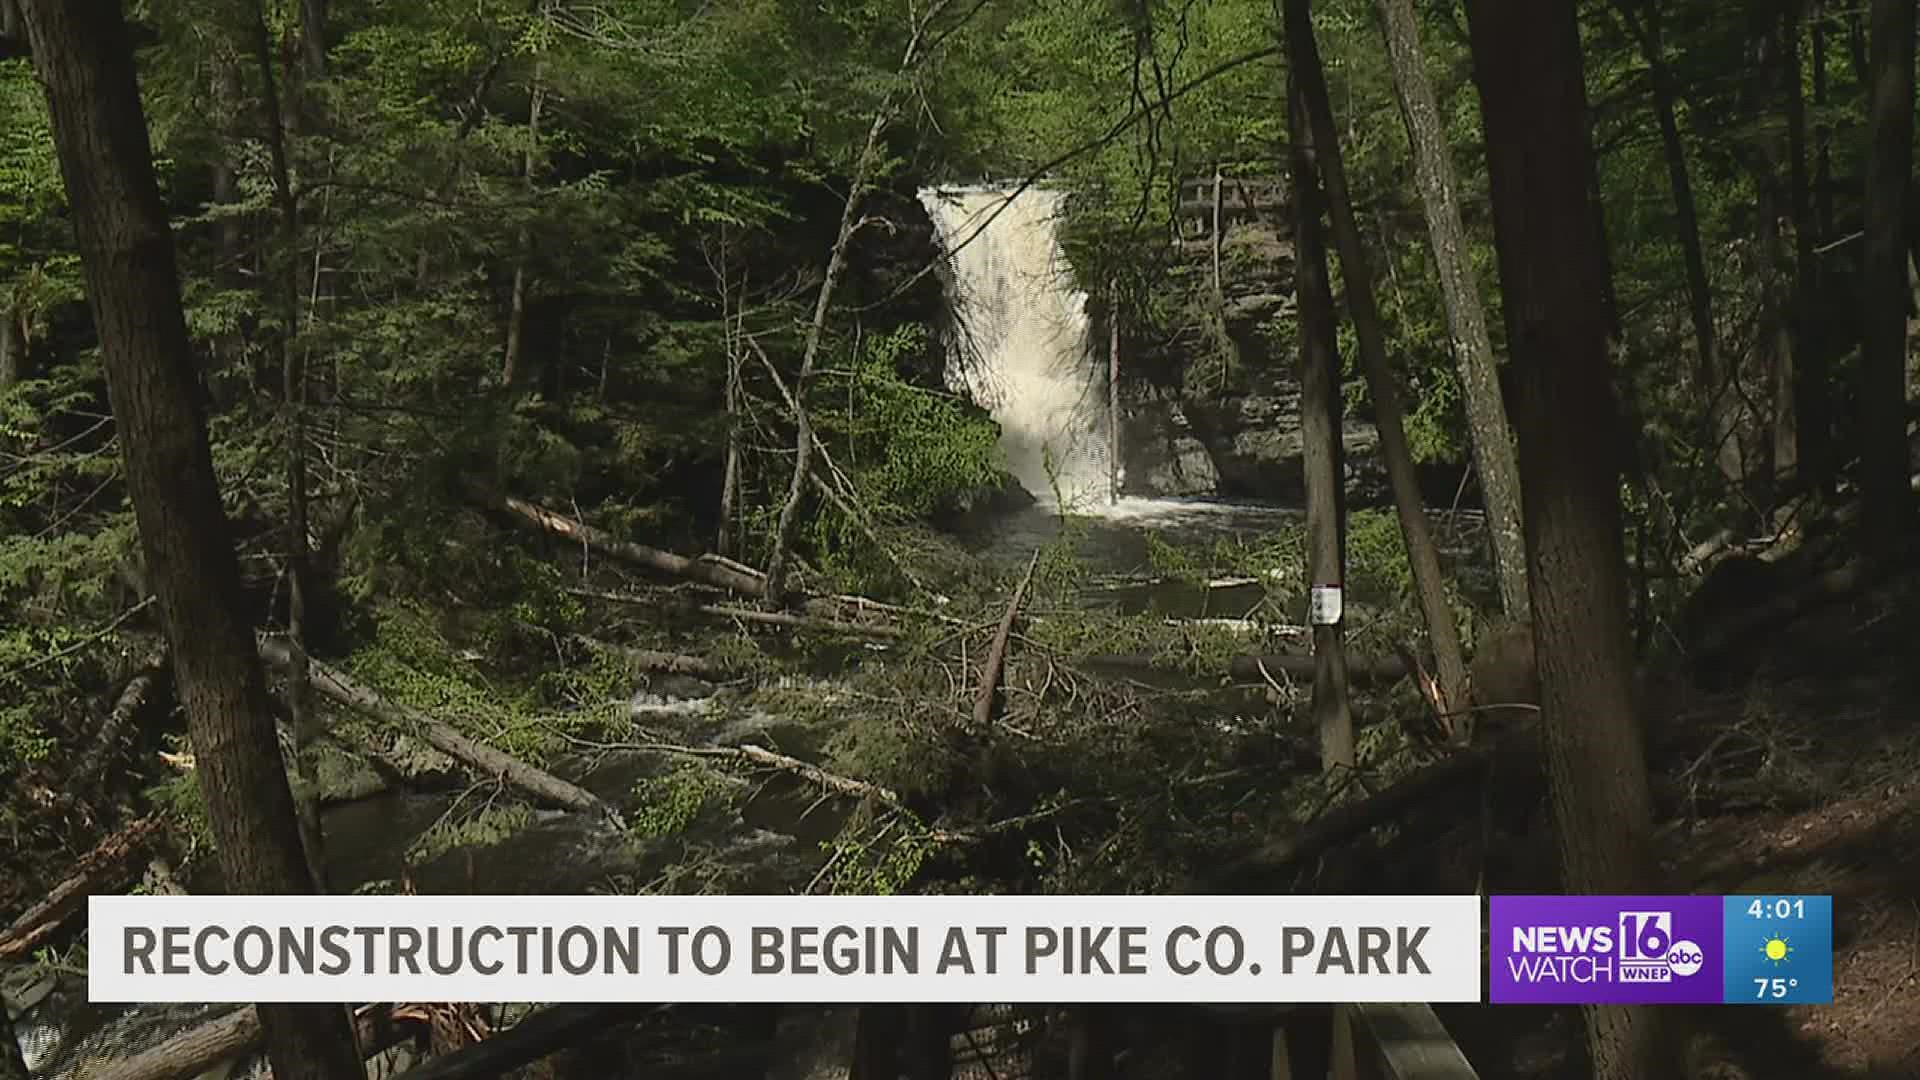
left=300, top=0, right=326, bottom=82
left=1859, top=0, right=1916, bottom=545
left=1287, top=68, right=1354, bottom=773
left=765, top=0, right=961, bottom=604
left=0, top=308, right=17, bottom=391
left=249, top=0, right=328, bottom=896
left=501, top=21, right=547, bottom=390
left=1812, top=2, right=1833, bottom=242
left=1460, top=2, right=1674, bottom=1078
left=1, top=1010, right=23, bottom=1080
left=1108, top=282, right=1122, bottom=504
left=1067, top=1007, right=1113, bottom=1080
left=16, top=2, right=365, bottom=1076
left=1615, top=0, right=1740, bottom=492
left=1373, top=0, right=1528, bottom=620
left=1787, top=0, right=1831, bottom=496
left=1287, top=0, right=1470, bottom=739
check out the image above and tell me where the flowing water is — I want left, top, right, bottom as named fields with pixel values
left=921, top=185, right=1114, bottom=509
left=7, top=188, right=1340, bottom=1077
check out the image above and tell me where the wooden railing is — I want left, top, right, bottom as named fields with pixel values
left=1264, top=1003, right=1481, bottom=1080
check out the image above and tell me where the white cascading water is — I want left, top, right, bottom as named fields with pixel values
left=919, top=185, right=1114, bottom=509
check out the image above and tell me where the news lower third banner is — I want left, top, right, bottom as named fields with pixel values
left=1489, top=895, right=1833, bottom=1004
left=88, top=895, right=1482, bottom=1004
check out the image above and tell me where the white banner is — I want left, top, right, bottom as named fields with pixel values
left=88, top=894, right=1482, bottom=1004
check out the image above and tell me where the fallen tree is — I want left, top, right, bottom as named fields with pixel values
left=571, top=634, right=737, bottom=681
left=975, top=550, right=1040, bottom=728
left=87, top=1002, right=418, bottom=1080
left=470, top=482, right=930, bottom=630
left=462, top=479, right=768, bottom=596
left=258, top=636, right=624, bottom=828
left=1080, top=650, right=1410, bottom=686
left=0, top=815, right=164, bottom=961
left=567, top=586, right=909, bottom=641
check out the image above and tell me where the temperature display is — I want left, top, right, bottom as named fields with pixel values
left=1723, top=895, right=1833, bottom=1005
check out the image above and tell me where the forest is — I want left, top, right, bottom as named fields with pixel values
left=0, top=0, right=1916, bottom=1076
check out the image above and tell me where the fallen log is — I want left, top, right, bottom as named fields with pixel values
left=87, top=1002, right=418, bottom=1080
left=390, top=1004, right=661, bottom=1080
left=1230, top=651, right=1408, bottom=685
left=0, top=815, right=164, bottom=961
left=571, top=634, right=736, bottom=681
left=1224, top=749, right=1493, bottom=885
left=1081, top=650, right=1409, bottom=686
left=462, top=479, right=768, bottom=596
left=568, top=587, right=907, bottom=640
left=975, top=550, right=1040, bottom=728
left=613, top=738, right=905, bottom=810
left=258, top=637, right=624, bottom=829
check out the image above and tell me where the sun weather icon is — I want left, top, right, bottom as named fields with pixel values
left=1761, top=935, right=1793, bottom=965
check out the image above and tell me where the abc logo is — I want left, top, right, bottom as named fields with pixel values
left=1666, top=941, right=1704, bottom=976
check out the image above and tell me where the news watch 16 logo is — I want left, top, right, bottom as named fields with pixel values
left=1490, top=896, right=1725, bottom=1005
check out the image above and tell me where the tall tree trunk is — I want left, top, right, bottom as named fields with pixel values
left=1374, top=0, right=1529, bottom=619
left=17, top=2, right=365, bottom=1077
left=719, top=334, right=743, bottom=555
left=1067, top=1007, right=1112, bottom=1080
left=249, top=0, right=328, bottom=895
left=1615, top=0, right=1740, bottom=491
left=1, top=1006, right=26, bottom=1080
left=1796, top=0, right=1835, bottom=495
left=0, top=309, right=18, bottom=391
left=299, top=0, right=326, bottom=82
left=766, top=0, right=959, bottom=603
left=1812, top=2, right=1833, bottom=241
left=1859, top=0, right=1916, bottom=545
left=1287, top=68, right=1355, bottom=773
left=1287, top=0, right=1471, bottom=738
left=1109, top=283, right=1122, bottom=505
left=1783, top=0, right=1816, bottom=489
left=1461, top=2, right=1673, bottom=1078
left=502, top=20, right=547, bottom=390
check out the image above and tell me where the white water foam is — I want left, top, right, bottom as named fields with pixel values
left=920, top=185, right=1113, bottom=510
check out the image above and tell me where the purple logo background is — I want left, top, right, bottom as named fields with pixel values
left=1490, top=895, right=1724, bottom=1004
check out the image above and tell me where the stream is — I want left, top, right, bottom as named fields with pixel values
left=4, top=494, right=1496, bottom=1079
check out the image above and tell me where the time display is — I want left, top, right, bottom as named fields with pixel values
left=1723, top=895, right=1832, bottom=1005
left=1746, top=897, right=1806, bottom=920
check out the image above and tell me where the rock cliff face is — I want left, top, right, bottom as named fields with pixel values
left=1103, top=194, right=1464, bottom=508
left=1102, top=207, right=1389, bottom=506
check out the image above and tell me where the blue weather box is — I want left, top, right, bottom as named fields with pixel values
left=1723, top=895, right=1832, bottom=1004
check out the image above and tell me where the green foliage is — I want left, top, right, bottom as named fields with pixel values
left=628, top=762, right=740, bottom=839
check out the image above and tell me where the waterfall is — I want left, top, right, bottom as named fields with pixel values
left=920, top=185, right=1114, bottom=509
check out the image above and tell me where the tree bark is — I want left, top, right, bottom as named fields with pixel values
left=1785, top=0, right=1829, bottom=496
left=1, top=1010, right=23, bottom=1080
left=1859, top=0, right=1916, bottom=545
left=502, top=8, right=548, bottom=390
left=1286, top=68, right=1354, bottom=773
left=0, top=307, right=17, bottom=391
left=765, top=0, right=959, bottom=604
left=1812, top=2, right=1833, bottom=242
left=259, top=636, right=624, bottom=825
left=1613, top=0, right=1740, bottom=492
left=1373, top=0, right=1529, bottom=619
left=1460, top=2, right=1674, bottom=1078
left=1286, top=0, right=1471, bottom=740
left=16, top=2, right=365, bottom=1076
left=1109, top=282, right=1122, bottom=504
left=249, top=0, right=328, bottom=896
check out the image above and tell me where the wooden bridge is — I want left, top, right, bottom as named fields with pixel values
left=1177, top=172, right=1289, bottom=234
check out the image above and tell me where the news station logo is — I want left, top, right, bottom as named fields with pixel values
left=1489, top=896, right=1723, bottom=1004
